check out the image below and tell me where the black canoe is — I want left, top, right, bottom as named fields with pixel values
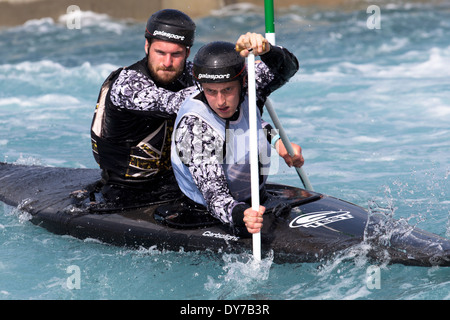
left=0, top=162, right=449, bottom=266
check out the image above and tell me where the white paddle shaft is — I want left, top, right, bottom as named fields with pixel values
left=247, top=52, right=261, bottom=261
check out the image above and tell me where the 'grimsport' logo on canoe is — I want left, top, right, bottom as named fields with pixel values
left=289, top=210, right=354, bottom=228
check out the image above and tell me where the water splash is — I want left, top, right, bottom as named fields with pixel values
left=204, top=251, right=274, bottom=299
left=13, top=154, right=42, bottom=166
left=364, top=185, right=407, bottom=251
left=5, top=199, right=33, bottom=223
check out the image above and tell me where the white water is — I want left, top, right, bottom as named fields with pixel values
left=0, top=4, right=449, bottom=300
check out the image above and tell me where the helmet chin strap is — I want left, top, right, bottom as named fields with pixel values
left=239, top=75, right=247, bottom=105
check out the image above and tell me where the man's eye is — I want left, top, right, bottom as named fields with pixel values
left=221, top=87, right=233, bottom=94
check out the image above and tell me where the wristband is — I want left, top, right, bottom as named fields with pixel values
left=271, top=134, right=281, bottom=148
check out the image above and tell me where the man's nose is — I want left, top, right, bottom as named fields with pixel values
left=163, top=54, right=173, bottom=67
left=217, top=92, right=226, bottom=106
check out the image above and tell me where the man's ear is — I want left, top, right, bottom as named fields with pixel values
left=186, top=47, right=191, bottom=58
left=145, top=39, right=149, bottom=55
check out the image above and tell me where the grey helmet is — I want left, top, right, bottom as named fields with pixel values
left=193, top=41, right=246, bottom=83
left=145, top=9, right=196, bottom=47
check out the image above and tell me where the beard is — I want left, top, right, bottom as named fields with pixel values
left=148, top=64, right=184, bottom=86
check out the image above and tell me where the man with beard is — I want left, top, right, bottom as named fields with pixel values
left=90, top=9, right=198, bottom=203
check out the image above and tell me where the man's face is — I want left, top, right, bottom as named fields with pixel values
left=202, top=80, right=241, bottom=119
left=146, top=39, right=189, bottom=85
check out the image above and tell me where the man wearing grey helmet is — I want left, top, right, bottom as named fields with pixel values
left=171, top=34, right=303, bottom=235
left=91, top=9, right=198, bottom=196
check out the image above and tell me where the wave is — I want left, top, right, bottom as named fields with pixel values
left=210, top=3, right=263, bottom=16
left=0, top=94, right=81, bottom=110
left=0, top=10, right=132, bottom=37
left=57, top=10, right=131, bottom=35
left=0, top=59, right=117, bottom=78
left=297, top=46, right=450, bottom=80
left=0, top=59, right=118, bottom=100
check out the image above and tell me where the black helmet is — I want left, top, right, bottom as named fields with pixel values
left=193, top=41, right=246, bottom=83
left=145, top=9, right=196, bottom=47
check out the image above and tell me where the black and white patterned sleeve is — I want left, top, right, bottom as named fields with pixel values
left=110, top=68, right=198, bottom=118
left=253, top=45, right=299, bottom=109
left=174, top=114, right=246, bottom=225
